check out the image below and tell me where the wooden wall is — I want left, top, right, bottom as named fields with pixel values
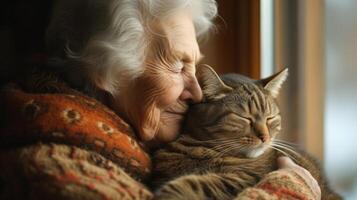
left=200, top=0, right=261, bottom=79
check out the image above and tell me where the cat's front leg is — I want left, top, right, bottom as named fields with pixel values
left=154, top=173, right=248, bottom=200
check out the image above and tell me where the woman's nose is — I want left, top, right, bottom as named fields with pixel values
left=179, top=76, right=203, bottom=103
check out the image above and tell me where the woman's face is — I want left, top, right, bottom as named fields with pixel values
left=115, top=10, right=203, bottom=143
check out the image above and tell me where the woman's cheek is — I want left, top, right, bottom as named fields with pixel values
left=157, top=75, right=184, bottom=108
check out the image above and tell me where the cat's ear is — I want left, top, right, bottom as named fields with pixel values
left=258, top=68, right=288, bottom=98
left=196, top=64, right=233, bottom=101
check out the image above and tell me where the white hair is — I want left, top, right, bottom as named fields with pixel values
left=46, top=0, right=217, bottom=95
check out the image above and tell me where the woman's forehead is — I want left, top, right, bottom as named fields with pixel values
left=157, top=11, right=201, bottom=61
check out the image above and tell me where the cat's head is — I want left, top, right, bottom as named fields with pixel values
left=184, top=65, right=288, bottom=158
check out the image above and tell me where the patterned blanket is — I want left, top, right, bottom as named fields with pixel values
left=0, top=82, right=153, bottom=200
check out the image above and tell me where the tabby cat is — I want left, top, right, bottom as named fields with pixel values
left=152, top=65, right=341, bottom=200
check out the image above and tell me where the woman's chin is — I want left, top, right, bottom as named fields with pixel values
left=153, top=101, right=188, bottom=142
left=155, top=111, right=184, bottom=143
left=164, top=100, right=188, bottom=115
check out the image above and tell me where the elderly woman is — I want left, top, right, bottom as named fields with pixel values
left=0, top=0, right=321, bottom=199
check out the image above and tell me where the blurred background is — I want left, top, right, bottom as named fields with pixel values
left=0, top=0, right=356, bottom=199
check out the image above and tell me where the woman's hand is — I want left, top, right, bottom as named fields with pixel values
left=277, top=156, right=321, bottom=199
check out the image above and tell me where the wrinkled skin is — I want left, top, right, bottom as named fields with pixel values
left=112, top=10, right=203, bottom=144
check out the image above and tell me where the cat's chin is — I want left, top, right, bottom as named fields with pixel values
left=245, top=145, right=269, bottom=158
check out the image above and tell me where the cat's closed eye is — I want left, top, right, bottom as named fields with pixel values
left=266, top=115, right=281, bottom=129
left=215, top=113, right=251, bottom=132
left=266, top=115, right=280, bottom=122
left=223, top=113, right=251, bottom=125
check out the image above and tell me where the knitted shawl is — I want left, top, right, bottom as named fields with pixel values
left=0, top=75, right=153, bottom=200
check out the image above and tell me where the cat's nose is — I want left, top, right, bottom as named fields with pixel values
left=254, top=122, right=270, bottom=143
left=258, top=134, right=270, bottom=143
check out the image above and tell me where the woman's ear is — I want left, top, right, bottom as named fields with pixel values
left=196, top=64, right=233, bottom=101
left=258, top=68, right=288, bottom=98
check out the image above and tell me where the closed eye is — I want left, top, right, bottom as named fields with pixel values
left=267, top=113, right=280, bottom=121
left=267, top=115, right=281, bottom=128
left=237, top=115, right=252, bottom=123
left=267, top=116, right=275, bottom=121
left=172, top=61, right=184, bottom=73
left=226, top=113, right=252, bottom=124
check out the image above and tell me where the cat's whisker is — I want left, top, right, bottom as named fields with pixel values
left=274, top=141, right=298, bottom=148
left=272, top=142, right=297, bottom=152
left=270, top=144, right=300, bottom=162
left=273, top=144, right=300, bottom=157
left=204, top=140, right=239, bottom=145
left=269, top=146, right=293, bottom=160
left=201, top=142, right=238, bottom=157
left=214, top=145, right=238, bottom=158
left=202, top=137, right=242, bottom=143
left=271, top=147, right=299, bottom=161
left=271, top=142, right=299, bottom=155
left=214, top=144, right=248, bottom=159
left=183, top=136, right=241, bottom=144
left=211, top=141, right=240, bottom=150
left=274, top=142, right=300, bottom=151
left=207, top=143, right=235, bottom=157
left=209, top=139, right=242, bottom=149
left=212, top=143, right=248, bottom=158
left=208, top=143, right=238, bottom=157
left=274, top=139, right=298, bottom=147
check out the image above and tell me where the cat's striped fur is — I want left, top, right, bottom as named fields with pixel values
left=152, top=65, right=341, bottom=200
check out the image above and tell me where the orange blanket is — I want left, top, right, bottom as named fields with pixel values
left=0, top=82, right=153, bottom=199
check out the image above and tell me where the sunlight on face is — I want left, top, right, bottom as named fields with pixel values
left=114, top=10, right=203, bottom=144
left=153, top=11, right=203, bottom=143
